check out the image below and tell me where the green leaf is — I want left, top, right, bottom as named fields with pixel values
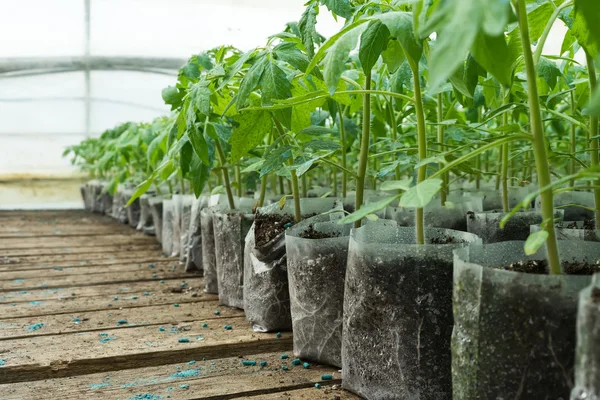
left=278, top=195, right=287, bottom=210
left=180, top=141, right=194, bottom=176
left=537, top=57, right=562, bottom=90
left=189, top=152, right=210, bottom=197
left=161, top=86, right=184, bottom=110
left=237, top=56, right=267, bottom=110
left=380, top=177, right=413, bottom=192
left=299, top=126, right=337, bottom=136
left=590, top=84, right=600, bottom=116
left=320, top=0, right=354, bottom=19
left=399, top=179, right=442, bottom=208
left=381, top=39, right=406, bottom=73
left=376, top=12, right=422, bottom=64
left=189, top=80, right=212, bottom=116
left=304, top=139, right=341, bottom=151
left=464, top=54, right=487, bottom=96
left=230, top=110, right=272, bottom=163
left=322, top=24, right=366, bottom=94
left=524, top=230, right=549, bottom=255
left=299, top=3, right=319, bottom=59
left=188, top=127, right=209, bottom=166
left=274, top=42, right=311, bottom=73
left=337, top=195, right=400, bottom=224
left=359, top=20, right=390, bottom=73
left=291, top=77, right=328, bottom=132
left=218, top=50, right=255, bottom=91
left=260, top=145, right=293, bottom=177
left=260, top=57, right=293, bottom=105
left=471, top=32, right=514, bottom=87
left=573, top=0, right=600, bottom=58
left=126, top=176, right=155, bottom=206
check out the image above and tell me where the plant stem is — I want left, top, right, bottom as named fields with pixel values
left=180, top=176, right=185, bottom=195
left=501, top=92, right=510, bottom=212
left=410, top=60, right=427, bottom=245
left=437, top=94, right=447, bottom=205
left=338, top=103, right=348, bottom=198
left=333, top=169, right=338, bottom=196
left=495, top=146, right=502, bottom=191
left=235, top=165, right=242, bottom=197
left=258, top=175, right=267, bottom=207
left=354, top=71, right=372, bottom=229
left=517, top=0, right=561, bottom=274
left=532, top=0, right=574, bottom=65
left=273, top=118, right=302, bottom=221
left=586, top=52, right=600, bottom=228
left=302, top=173, right=308, bottom=197
left=569, top=91, right=577, bottom=187
left=214, top=140, right=236, bottom=210
left=279, top=176, right=285, bottom=194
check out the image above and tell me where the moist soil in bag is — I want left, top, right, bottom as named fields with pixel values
left=572, top=273, right=600, bottom=400
left=244, top=199, right=340, bottom=333
left=453, top=241, right=599, bottom=400
left=342, top=224, right=481, bottom=400
left=286, top=215, right=352, bottom=368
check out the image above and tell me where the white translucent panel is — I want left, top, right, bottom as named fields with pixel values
left=90, top=101, right=167, bottom=134
left=0, top=134, right=84, bottom=175
left=0, top=72, right=84, bottom=98
left=0, top=101, right=85, bottom=134
left=90, top=71, right=173, bottom=110
left=90, top=0, right=344, bottom=56
left=1, top=0, right=84, bottom=57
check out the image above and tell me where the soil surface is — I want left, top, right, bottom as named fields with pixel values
left=591, top=287, right=600, bottom=303
left=299, top=224, right=340, bottom=239
left=562, top=220, right=596, bottom=230
left=430, top=236, right=459, bottom=244
left=500, top=260, right=600, bottom=275
left=254, top=214, right=295, bottom=248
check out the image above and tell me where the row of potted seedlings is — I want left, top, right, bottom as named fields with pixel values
left=68, top=0, right=600, bottom=398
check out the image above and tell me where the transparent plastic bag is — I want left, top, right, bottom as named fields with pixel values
left=467, top=209, right=563, bottom=243
left=342, top=224, right=481, bottom=399
left=572, top=273, right=600, bottom=400
left=285, top=216, right=353, bottom=367
left=161, top=199, right=174, bottom=256
left=136, top=194, right=154, bottom=234
left=179, top=195, right=195, bottom=262
left=124, top=188, right=141, bottom=229
left=170, top=195, right=183, bottom=257
left=386, top=197, right=482, bottom=232
left=531, top=221, right=600, bottom=242
left=244, top=198, right=341, bottom=332
left=213, top=208, right=254, bottom=309
left=537, top=191, right=595, bottom=222
left=149, top=197, right=163, bottom=242
left=453, top=241, right=596, bottom=399
left=185, top=196, right=208, bottom=272
left=112, top=186, right=129, bottom=224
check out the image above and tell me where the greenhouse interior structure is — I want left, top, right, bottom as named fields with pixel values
left=1, top=0, right=600, bottom=399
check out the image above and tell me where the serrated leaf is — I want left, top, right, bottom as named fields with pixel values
left=304, top=139, right=341, bottom=151
left=189, top=80, right=212, bottom=116
left=376, top=12, right=422, bottom=64
left=572, top=0, right=600, bottom=58
left=322, top=24, right=366, bottom=94
left=299, top=3, right=319, bottom=59
left=299, top=126, right=337, bottom=136
left=241, top=159, right=265, bottom=173
left=189, top=152, right=210, bottom=197
left=320, top=0, right=354, bottom=19
left=188, top=127, right=209, bottom=166
left=471, top=32, right=514, bottom=87
left=126, top=175, right=155, bottom=206
left=230, top=110, right=272, bottom=164
left=337, top=195, right=399, bottom=224
left=260, top=145, right=293, bottom=177
left=399, top=179, right=442, bottom=208
left=359, top=20, right=390, bottom=73
left=537, top=56, right=562, bottom=90
left=524, top=230, right=549, bottom=255
left=180, top=140, right=194, bottom=176
left=260, top=57, right=293, bottom=105
left=381, top=39, right=406, bottom=73
left=218, top=50, right=255, bottom=91
left=237, top=56, right=267, bottom=110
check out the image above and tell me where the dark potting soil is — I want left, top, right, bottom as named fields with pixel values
left=591, top=287, right=600, bottom=303
left=562, top=219, right=596, bottom=230
left=343, top=255, right=453, bottom=398
left=430, top=236, right=459, bottom=245
left=254, top=214, right=295, bottom=248
left=299, top=224, right=340, bottom=239
left=500, top=260, right=600, bottom=275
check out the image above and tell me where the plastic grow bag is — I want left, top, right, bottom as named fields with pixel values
left=179, top=195, right=195, bottom=262
left=244, top=198, right=342, bottom=333
left=185, top=195, right=208, bottom=272
left=572, top=273, right=600, bottom=400
left=170, top=194, right=183, bottom=258
left=112, top=186, right=129, bottom=224
left=149, top=196, right=163, bottom=243
left=453, top=241, right=596, bottom=399
left=124, top=188, right=141, bottom=229
left=537, top=191, right=595, bottom=222
left=161, top=199, right=175, bottom=256
left=285, top=215, right=354, bottom=367
left=342, top=224, right=481, bottom=399
left=467, top=209, right=564, bottom=243
left=136, top=194, right=154, bottom=235
left=531, top=221, right=600, bottom=242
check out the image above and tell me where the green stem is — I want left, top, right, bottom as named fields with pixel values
left=517, top=0, right=561, bottom=274
left=410, top=60, right=427, bottom=245
left=387, top=98, right=402, bottom=186
left=301, top=173, right=308, bottom=197
left=437, top=94, right=447, bottom=205
left=354, top=71, right=372, bottom=229
left=271, top=174, right=278, bottom=195
left=167, top=180, right=173, bottom=196
left=569, top=91, right=577, bottom=187
left=333, top=169, right=338, bottom=197
left=338, top=103, right=348, bottom=198
left=279, top=176, right=285, bottom=195
left=258, top=175, right=267, bottom=207
left=274, top=118, right=301, bottom=221
left=586, top=52, right=600, bottom=228
left=501, top=92, right=510, bottom=212
left=214, top=140, right=236, bottom=210
left=533, top=0, right=574, bottom=65
left=235, top=165, right=242, bottom=197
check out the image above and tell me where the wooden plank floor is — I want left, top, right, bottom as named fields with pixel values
left=0, top=210, right=359, bottom=399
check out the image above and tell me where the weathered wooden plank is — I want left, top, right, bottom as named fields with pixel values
left=0, top=300, right=244, bottom=339
left=0, top=243, right=160, bottom=257
left=1, top=249, right=167, bottom=266
left=0, top=256, right=175, bottom=272
left=1, top=267, right=197, bottom=292
left=0, top=320, right=291, bottom=383
left=0, top=352, right=344, bottom=400
left=0, top=277, right=206, bottom=306
left=0, top=234, right=155, bottom=250
left=251, top=387, right=358, bottom=399
left=0, top=260, right=175, bottom=280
